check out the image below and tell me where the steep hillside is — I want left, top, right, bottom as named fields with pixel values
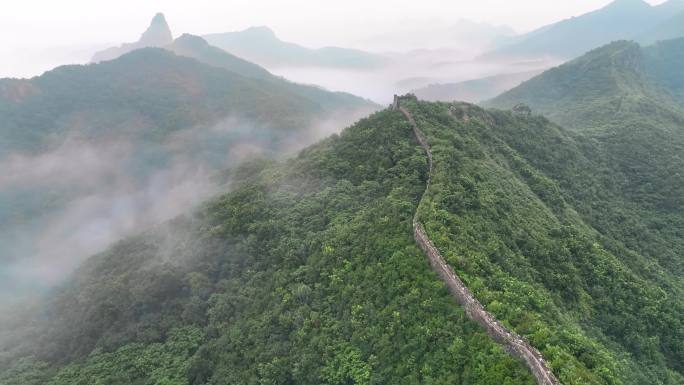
left=1, top=106, right=537, bottom=385
left=0, top=46, right=375, bottom=306
left=489, top=40, right=684, bottom=271
left=487, top=40, right=684, bottom=128
left=483, top=0, right=684, bottom=60
left=203, top=26, right=386, bottom=69
left=167, top=34, right=374, bottom=112
left=1, top=48, right=329, bottom=153
left=167, top=34, right=274, bottom=81
left=409, top=100, right=683, bottom=385
left=643, top=38, right=684, bottom=100
left=2, top=97, right=683, bottom=385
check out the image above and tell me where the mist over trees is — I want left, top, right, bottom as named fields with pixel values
left=2, top=2, right=684, bottom=385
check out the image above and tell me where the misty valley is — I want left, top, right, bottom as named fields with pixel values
left=1, top=2, right=683, bottom=385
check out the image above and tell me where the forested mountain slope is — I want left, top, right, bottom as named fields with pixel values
left=487, top=40, right=684, bottom=128
left=0, top=47, right=372, bottom=154
left=1, top=105, right=536, bottom=385
left=643, top=38, right=684, bottom=101
left=0, top=45, right=375, bottom=306
left=488, top=40, right=684, bottom=270
left=2, top=96, right=682, bottom=384
left=167, top=34, right=373, bottom=112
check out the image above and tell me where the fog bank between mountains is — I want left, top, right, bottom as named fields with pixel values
left=0, top=107, right=374, bottom=308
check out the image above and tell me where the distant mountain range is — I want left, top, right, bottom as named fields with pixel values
left=92, top=14, right=387, bottom=72
left=412, top=70, right=543, bottom=103
left=484, top=0, right=684, bottom=60
left=203, top=26, right=387, bottom=69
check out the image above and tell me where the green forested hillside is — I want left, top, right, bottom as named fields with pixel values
left=0, top=44, right=376, bottom=307
left=0, top=47, right=372, bottom=154
left=487, top=40, right=684, bottom=129
left=1, top=107, right=536, bottom=385
left=2, top=96, right=682, bottom=384
left=644, top=38, right=684, bottom=101
left=488, top=39, right=684, bottom=276
left=167, top=34, right=374, bottom=112
left=411, top=101, right=683, bottom=385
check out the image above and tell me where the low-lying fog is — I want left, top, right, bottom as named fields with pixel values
left=0, top=108, right=372, bottom=308
left=271, top=54, right=561, bottom=104
left=0, top=10, right=564, bottom=314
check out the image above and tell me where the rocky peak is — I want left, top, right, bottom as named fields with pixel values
left=91, top=12, right=173, bottom=62
left=139, top=13, right=173, bottom=46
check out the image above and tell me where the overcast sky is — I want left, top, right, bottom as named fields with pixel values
left=0, top=0, right=668, bottom=78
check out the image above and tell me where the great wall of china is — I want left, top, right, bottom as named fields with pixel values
left=393, top=95, right=562, bottom=385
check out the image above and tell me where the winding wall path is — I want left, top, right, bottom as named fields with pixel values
left=394, top=99, right=561, bottom=385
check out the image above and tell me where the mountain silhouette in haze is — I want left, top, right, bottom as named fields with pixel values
left=91, top=13, right=173, bottom=62
left=637, top=10, right=684, bottom=45
left=167, top=34, right=375, bottom=111
left=412, top=70, right=543, bottom=103
left=203, top=26, right=386, bottom=69
left=484, top=0, right=684, bottom=60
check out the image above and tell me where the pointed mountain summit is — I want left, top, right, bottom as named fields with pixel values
left=138, top=13, right=173, bottom=46
left=91, top=13, right=174, bottom=62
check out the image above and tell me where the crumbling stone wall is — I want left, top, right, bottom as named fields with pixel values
left=395, top=98, right=561, bottom=385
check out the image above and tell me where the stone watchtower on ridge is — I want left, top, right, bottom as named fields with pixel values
left=392, top=93, right=418, bottom=110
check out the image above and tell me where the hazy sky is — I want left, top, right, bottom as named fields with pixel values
left=0, top=0, right=668, bottom=78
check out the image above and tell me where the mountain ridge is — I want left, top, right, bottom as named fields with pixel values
left=394, top=96, right=560, bottom=385
left=203, top=26, right=387, bottom=69
left=483, top=0, right=684, bottom=60
left=166, top=34, right=376, bottom=112
left=412, top=70, right=543, bottom=103
left=487, top=39, right=684, bottom=129
left=3, top=96, right=683, bottom=384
